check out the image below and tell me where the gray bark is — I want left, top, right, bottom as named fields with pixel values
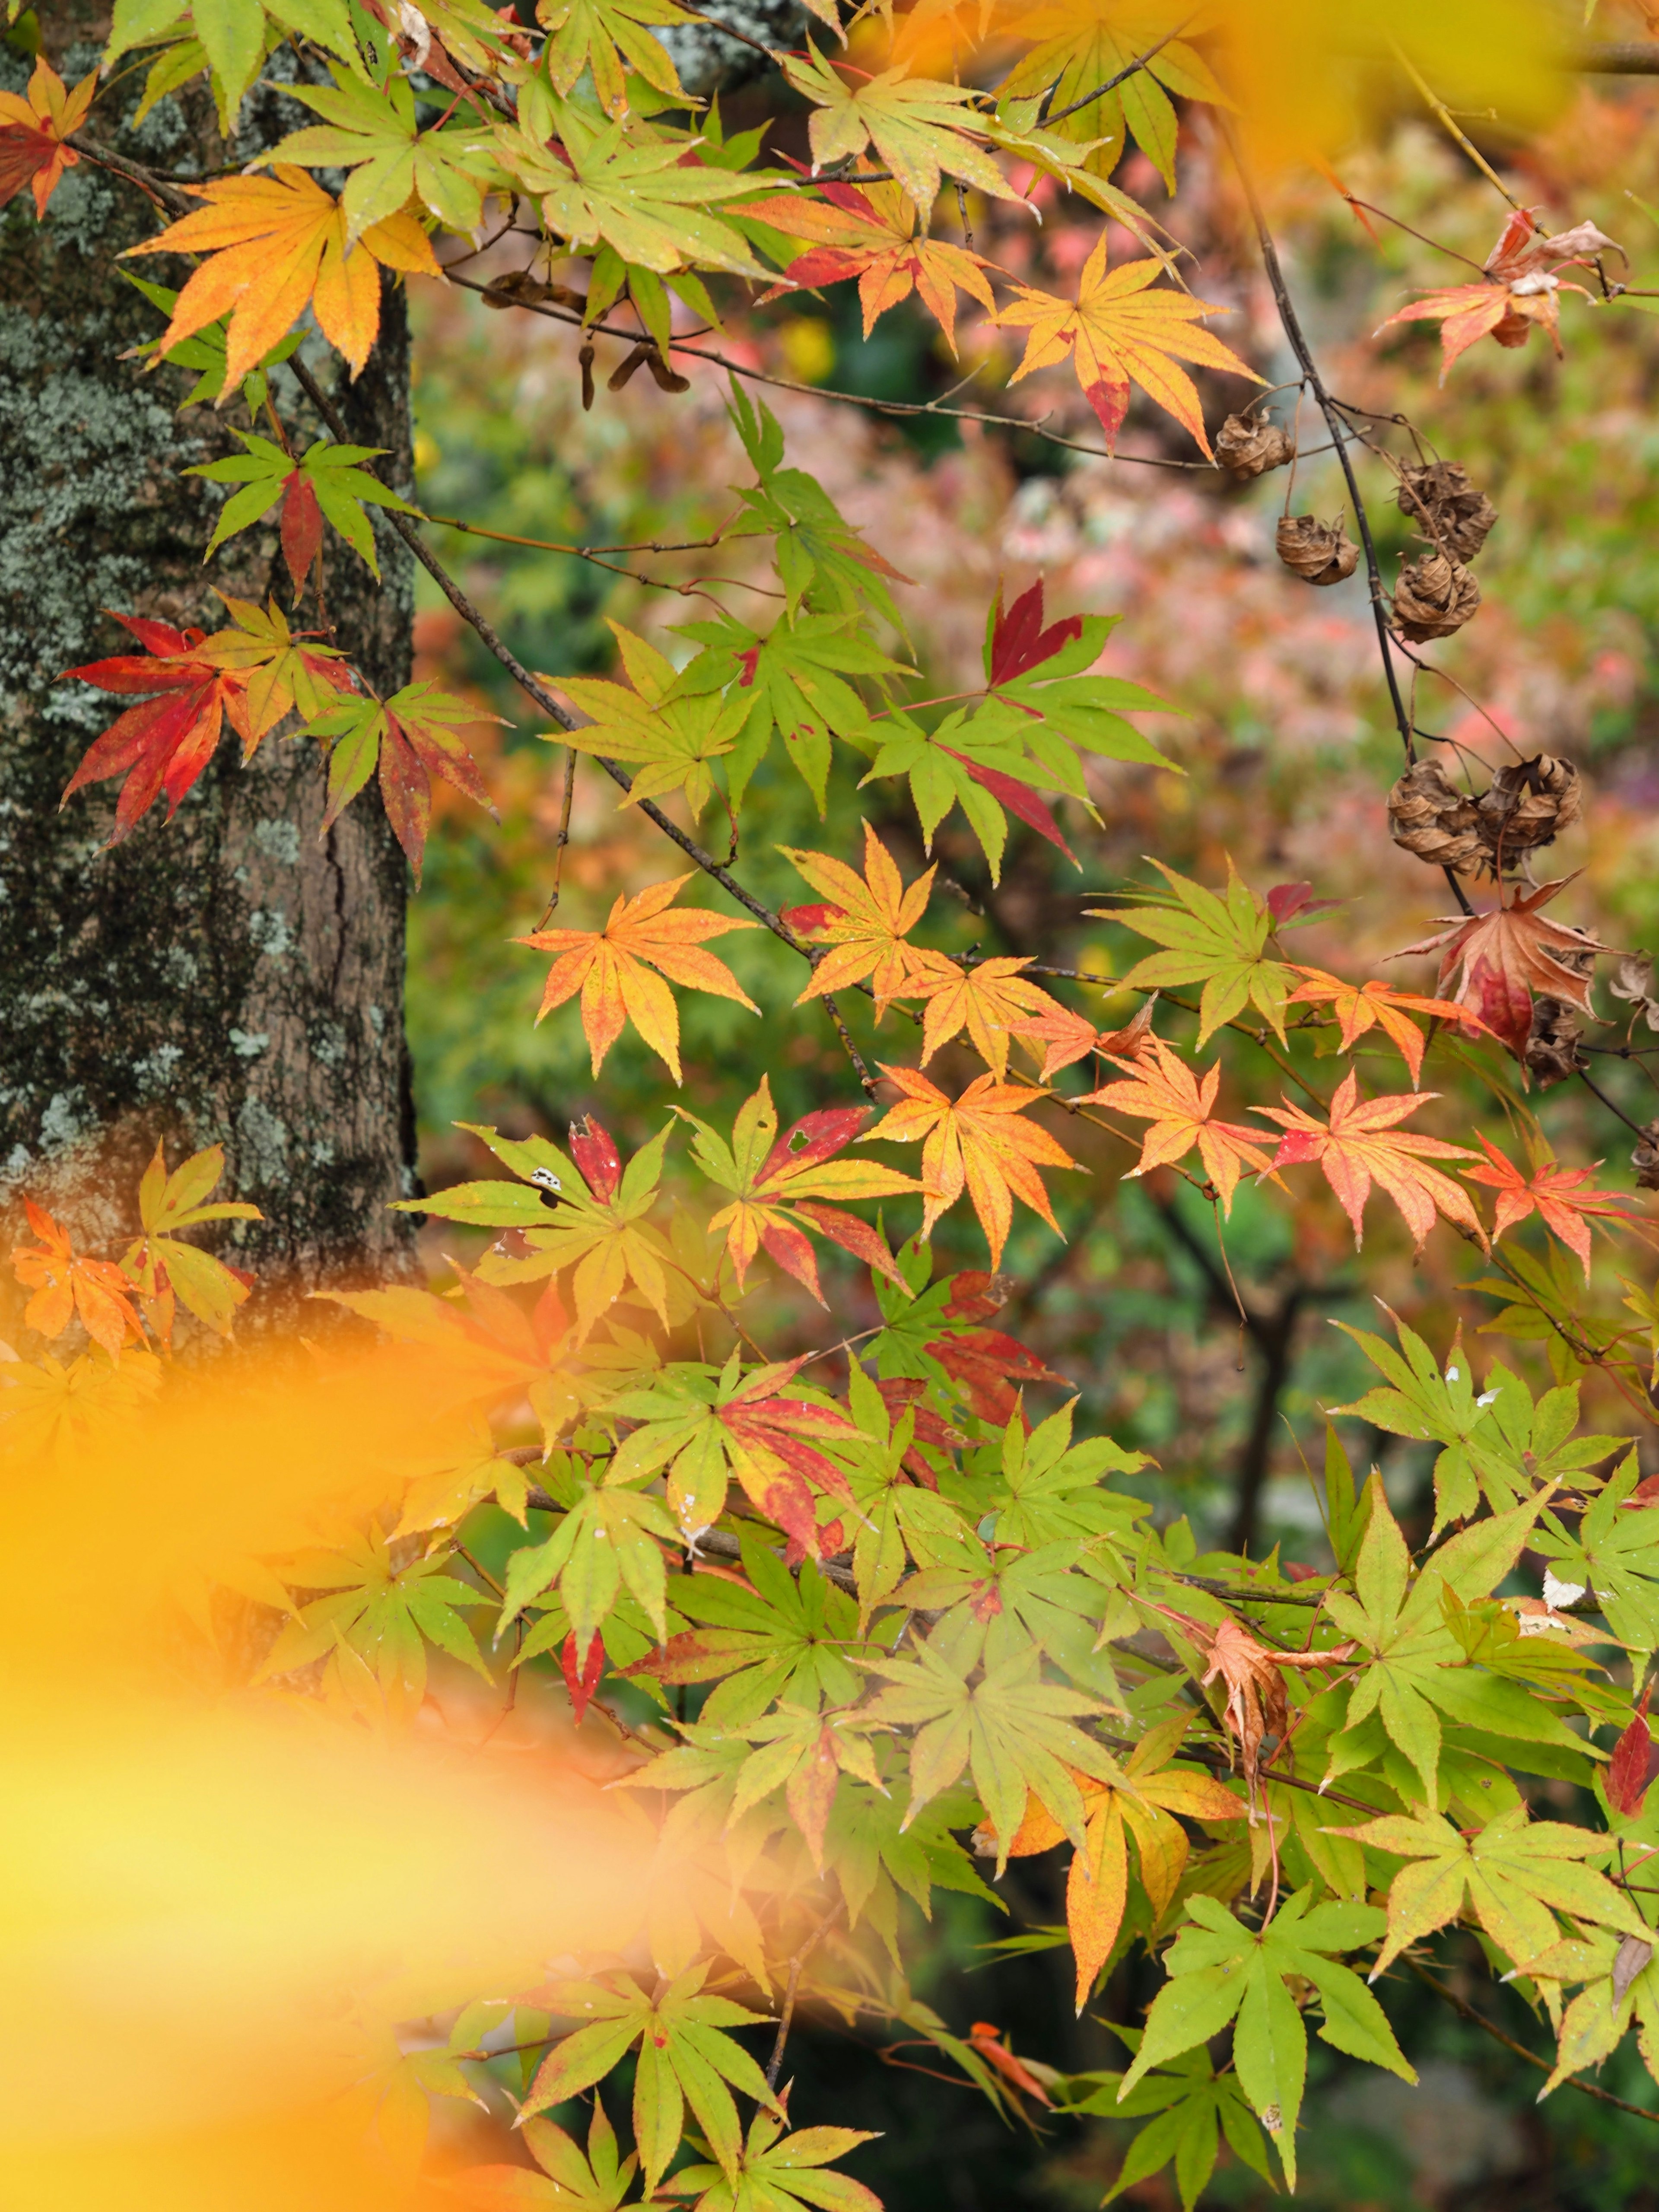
left=0, top=13, right=419, bottom=1340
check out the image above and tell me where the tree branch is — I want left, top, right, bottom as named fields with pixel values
left=1408, top=1962, right=1659, bottom=2127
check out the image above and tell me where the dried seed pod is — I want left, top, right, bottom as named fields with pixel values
left=1476, top=753, right=1582, bottom=861
left=1275, top=514, right=1359, bottom=586
left=1635, top=1120, right=1659, bottom=1192
left=1525, top=995, right=1585, bottom=1088
left=1612, top=952, right=1659, bottom=1032
left=578, top=340, right=595, bottom=412
left=1397, top=461, right=1498, bottom=561
left=1392, top=551, right=1482, bottom=641
left=1386, top=758, right=1484, bottom=872
left=1217, top=413, right=1294, bottom=478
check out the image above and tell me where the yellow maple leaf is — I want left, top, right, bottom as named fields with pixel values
left=780, top=821, right=941, bottom=1014
left=995, top=232, right=1261, bottom=456
left=863, top=1065, right=1077, bottom=1267
left=908, top=955, right=1066, bottom=1079
left=517, top=873, right=760, bottom=1083
left=125, top=166, right=441, bottom=391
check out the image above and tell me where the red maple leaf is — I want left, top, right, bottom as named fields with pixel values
left=1255, top=1070, right=1486, bottom=1252
left=60, top=614, right=258, bottom=840
left=1609, top=1683, right=1657, bottom=1818
left=1462, top=1134, right=1638, bottom=1281
left=718, top=1359, right=861, bottom=1563
left=0, top=59, right=95, bottom=219
left=986, top=578, right=1084, bottom=688
left=1376, top=208, right=1620, bottom=379
left=1394, top=876, right=1613, bottom=1058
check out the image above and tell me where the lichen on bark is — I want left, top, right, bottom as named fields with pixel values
left=0, top=17, right=420, bottom=1340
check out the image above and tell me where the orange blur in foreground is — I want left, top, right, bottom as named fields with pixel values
left=0, top=1340, right=665, bottom=2210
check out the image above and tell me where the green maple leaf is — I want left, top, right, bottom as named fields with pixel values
left=1062, top=2029, right=1276, bottom=2212
left=861, top=706, right=1072, bottom=884
left=460, top=2094, right=638, bottom=2209
left=1335, top=1803, right=1649, bottom=1980
left=256, top=1529, right=493, bottom=1719
left=299, top=680, right=499, bottom=880
left=823, top=1777, right=998, bottom=1939
left=836, top=1367, right=979, bottom=1616
left=721, top=1702, right=890, bottom=1868
left=540, top=0, right=698, bottom=111
left=404, top=1118, right=680, bottom=1340
left=1087, top=860, right=1298, bottom=1043
left=984, top=1400, right=1150, bottom=1549
left=1537, top=1449, right=1659, bottom=1647
left=782, top=48, right=1021, bottom=212
left=671, top=2107, right=882, bottom=2212
left=1334, top=1314, right=1622, bottom=1530
left=118, top=1138, right=261, bottom=1339
left=500, top=1458, right=680, bottom=1649
left=1116, top=1886, right=1409, bottom=2189
left=1522, top=1927, right=1659, bottom=2099
left=975, top=607, right=1180, bottom=778
left=892, top=1533, right=1118, bottom=1696
left=1319, top=1478, right=1576, bottom=1799
left=122, top=270, right=304, bottom=410
left=500, top=93, right=774, bottom=278
left=998, top=18, right=1228, bottom=192
left=557, top=621, right=753, bottom=820
left=671, top=610, right=908, bottom=815
left=187, top=432, right=417, bottom=575
left=858, top=1634, right=1115, bottom=1866
left=725, top=384, right=908, bottom=628
left=267, top=64, right=500, bottom=233
left=106, top=0, right=363, bottom=127
left=522, top=1965, right=777, bottom=2188
left=629, top=1529, right=868, bottom=1725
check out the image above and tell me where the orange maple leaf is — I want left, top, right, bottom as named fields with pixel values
left=1001, top=1738, right=1246, bottom=2011
left=125, top=166, right=441, bottom=391
left=1255, top=1070, right=1485, bottom=1252
left=966, top=2022, right=1054, bottom=2107
left=11, top=1200, right=143, bottom=1360
left=862, top=1066, right=1077, bottom=1267
left=908, top=954, right=1066, bottom=1079
left=1462, top=1133, right=1639, bottom=1281
left=780, top=822, right=940, bottom=1014
left=1080, top=1034, right=1275, bottom=1214
left=1004, top=996, right=1159, bottom=1081
left=517, top=873, right=760, bottom=1082
left=0, top=57, right=96, bottom=218
left=995, top=232, right=1262, bottom=456
left=1288, top=966, right=1491, bottom=1087
left=747, top=178, right=996, bottom=352
left=1394, top=875, right=1614, bottom=1058
left=60, top=613, right=261, bottom=842
left=1376, top=207, right=1619, bottom=381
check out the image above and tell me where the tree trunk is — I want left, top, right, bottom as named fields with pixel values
left=0, top=14, right=418, bottom=1340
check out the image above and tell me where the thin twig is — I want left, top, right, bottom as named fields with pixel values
left=767, top=1903, right=842, bottom=2089
left=1407, top=1962, right=1659, bottom=2125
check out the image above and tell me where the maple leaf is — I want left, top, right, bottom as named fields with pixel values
left=1003, top=1720, right=1247, bottom=2010
left=404, top=1118, right=680, bottom=1340
left=782, top=49, right=1023, bottom=213
left=555, top=621, right=751, bottom=820
left=1462, top=1134, right=1638, bottom=1282
left=496, top=92, right=772, bottom=279
left=1116, top=1886, right=1409, bottom=2191
left=300, top=680, right=500, bottom=881
left=539, top=0, right=700, bottom=111
left=1335, top=1805, right=1647, bottom=1981
left=191, top=593, right=352, bottom=733
left=863, top=1066, right=1078, bottom=1269
left=0, top=57, right=96, bottom=219
left=125, top=166, right=440, bottom=392
left=517, top=873, right=760, bottom=1083
left=1153, top=1611, right=1354, bottom=1805
left=1081, top=1035, right=1277, bottom=1214
left=459, top=2094, right=639, bottom=2212
left=1091, top=860, right=1299, bottom=1043
left=1607, top=1683, right=1656, bottom=1819
left=746, top=177, right=995, bottom=352
left=1376, top=207, right=1620, bottom=380
left=966, top=2022, right=1055, bottom=2107
left=780, top=821, right=939, bottom=1013
left=1394, top=877, right=1614, bottom=1058
left=671, top=2107, right=881, bottom=2212
left=11, top=1200, right=143, bottom=1360
left=1287, top=967, right=1492, bottom=1087
left=60, top=612, right=260, bottom=841
left=909, top=955, right=1068, bottom=1080
left=1005, top=995, right=1158, bottom=1082
left=186, top=431, right=417, bottom=589
left=925, top=1298, right=1067, bottom=1428
left=995, top=2, right=1229, bottom=194
left=995, top=234, right=1262, bottom=457
left=677, top=1074, right=920, bottom=1303
left=1255, top=1070, right=1486, bottom=1252
left=119, top=1141, right=262, bottom=1346
left=265, top=61, right=500, bottom=237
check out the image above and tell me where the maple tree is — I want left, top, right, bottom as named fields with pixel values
left=16, top=5, right=1659, bottom=2208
